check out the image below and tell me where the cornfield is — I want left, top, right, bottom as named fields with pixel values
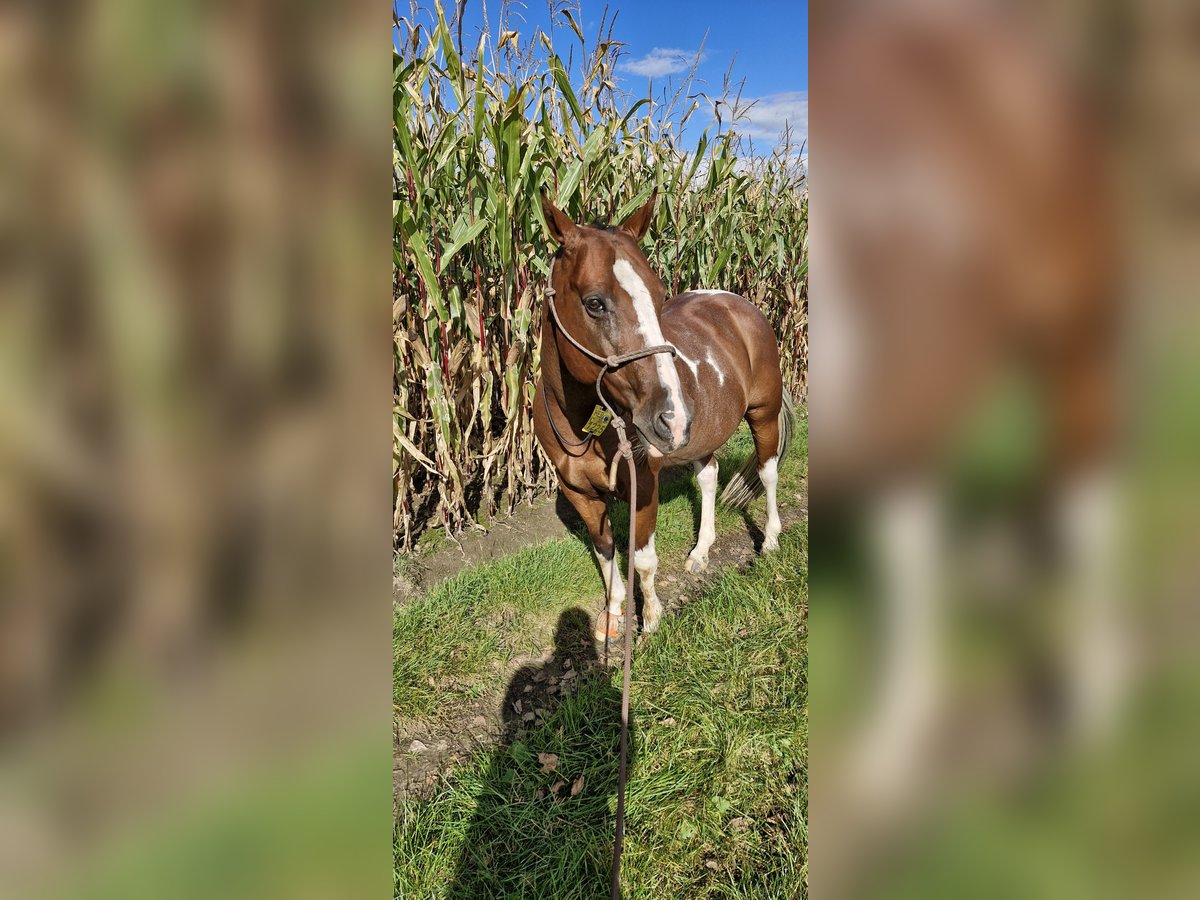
left=394, top=1, right=807, bottom=549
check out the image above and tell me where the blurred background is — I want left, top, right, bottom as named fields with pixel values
left=0, top=2, right=390, bottom=897
left=7, top=0, right=1200, bottom=896
left=810, top=0, right=1200, bottom=897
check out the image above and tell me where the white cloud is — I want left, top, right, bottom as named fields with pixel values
left=731, top=91, right=808, bottom=147
left=618, top=47, right=703, bottom=78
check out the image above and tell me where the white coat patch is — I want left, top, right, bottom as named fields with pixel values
left=705, top=349, right=726, bottom=386
left=633, top=533, right=657, bottom=569
left=675, top=347, right=700, bottom=380
left=613, top=258, right=687, bottom=444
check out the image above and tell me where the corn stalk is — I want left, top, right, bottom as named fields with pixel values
left=394, top=0, right=807, bottom=548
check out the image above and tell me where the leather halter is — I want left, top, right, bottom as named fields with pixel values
left=540, top=285, right=678, bottom=451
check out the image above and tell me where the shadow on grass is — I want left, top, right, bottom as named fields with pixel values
left=449, top=608, right=637, bottom=899
left=740, top=508, right=766, bottom=553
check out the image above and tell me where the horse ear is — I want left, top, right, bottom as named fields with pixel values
left=617, top=190, right=657, bottom=242
left=540, top=188, right=577, bottom=246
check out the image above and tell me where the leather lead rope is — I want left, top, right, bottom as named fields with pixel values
left=607, top=428, right=636, bottom=900
left=541, top=285, right=676, bottom=900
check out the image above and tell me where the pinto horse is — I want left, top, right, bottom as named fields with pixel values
left=534, top=189, right=795, bottom=641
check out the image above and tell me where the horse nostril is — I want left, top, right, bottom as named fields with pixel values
left=654, top=410, right=673, bottom=442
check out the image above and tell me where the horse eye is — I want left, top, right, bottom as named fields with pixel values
left=583, top=296, right=606, bottom=316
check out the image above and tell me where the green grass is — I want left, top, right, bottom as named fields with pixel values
left=394, top=539, right=601, bottom=719
left=54, top=736, right=391, bottom=900
left=395, top=528, right=807, bottom=899
left=395, top=413, right=808, bottom=898
left=395, top=550, right=422, bottom=582
left=394, top=416, right=807, bottom=724
left=812, top=341, right=1200, bottom=900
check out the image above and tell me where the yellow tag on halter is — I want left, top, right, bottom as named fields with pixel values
left=582, top=406, right=613, bottom=436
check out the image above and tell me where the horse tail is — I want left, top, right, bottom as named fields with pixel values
left=718, top=387, right=796, bottom=510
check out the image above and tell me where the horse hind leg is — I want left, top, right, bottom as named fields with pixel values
left=686, top=455, right=719, bottom=574
left=746, top=402, right=784, bottom=553
left=760, top=457, right=782, bottom=552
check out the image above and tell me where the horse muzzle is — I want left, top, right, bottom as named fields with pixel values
left=639, top=405, right=692, bottom=456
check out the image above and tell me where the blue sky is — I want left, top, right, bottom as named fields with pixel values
left=398, top=1, right=807, bottom=152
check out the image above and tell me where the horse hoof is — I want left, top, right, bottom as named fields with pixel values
left=685, top=555, right=707, bottom=575
left=642, top=615, right=660, bottom=634
left=762, top=536, right=780, bottom=554
left=593, top=610, right=624, bottom=641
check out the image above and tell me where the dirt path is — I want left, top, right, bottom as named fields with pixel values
left=395, top=476, right=807, bottom=807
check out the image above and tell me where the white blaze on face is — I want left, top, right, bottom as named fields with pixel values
left=612, top=258, right=686, bottom=444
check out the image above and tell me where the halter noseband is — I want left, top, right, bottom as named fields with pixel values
left=541, top=285, right=678, bottom=453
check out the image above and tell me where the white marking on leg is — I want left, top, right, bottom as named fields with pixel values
left=854, top=483, right=942, bottom=801
left=613, top=258, right=687, bottom=444
left=687, top=458, right=719, bottom=574
left=1058, top=469, right=1127, bottom=741
left=634, top=533, right=662, bottom=632
left=759, top=456, right=782, bottom=552
left=594, top=545, right=626, bottom=615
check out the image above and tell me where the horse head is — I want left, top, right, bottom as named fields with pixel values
left=540, top=189, right=693, bottom=456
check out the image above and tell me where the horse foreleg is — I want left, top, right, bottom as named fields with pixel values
left=596, top=540, right=627, bottom=617
left=633, top=483, right=663, bottom=633
left=560, top=483, right=626, bottom=639
left=686, top=455, right=719, bottom=574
